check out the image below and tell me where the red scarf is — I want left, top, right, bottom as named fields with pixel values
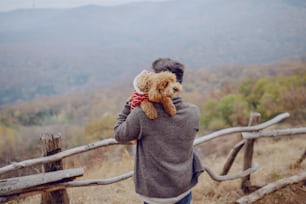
left=130, top=90, right=149, bottom=110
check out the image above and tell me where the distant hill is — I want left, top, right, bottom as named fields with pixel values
left=0, top=0, right=306, bottom=105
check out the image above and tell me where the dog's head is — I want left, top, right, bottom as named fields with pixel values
left=148, top=71, right=182, bottom=102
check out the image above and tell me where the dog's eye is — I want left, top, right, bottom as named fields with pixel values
left=173, top=87, right=179, bottom=92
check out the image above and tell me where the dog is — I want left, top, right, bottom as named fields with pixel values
left=130, top=70, right=182, bottom=119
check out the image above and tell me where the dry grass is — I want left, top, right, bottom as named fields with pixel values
left=11, top=134, right=306, bottom=204
left=192, top=135, right=306, bottom=204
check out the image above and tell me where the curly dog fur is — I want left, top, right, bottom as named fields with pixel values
left=133, top=70, right=182, bottom=119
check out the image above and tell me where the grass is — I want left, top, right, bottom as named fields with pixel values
left=10, top=134, right=306, bottom=204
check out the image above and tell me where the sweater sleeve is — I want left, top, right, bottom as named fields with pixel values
left=114, top=101, right=141, bottom=143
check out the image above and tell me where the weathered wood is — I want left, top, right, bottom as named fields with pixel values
left=294, top=149, right=306, bottom=168
left=62, top=171, right=134, bottom=187
left=0, top=138, right=120, bottom=175
left=41, top=134, right=64, bottom=171
left=0, top=162, right=259, bottom=204
left=0, top=111, right=301, bottom=204
left=221, top=140, right=246, bottom=175
left=242, top=127, right=306, bottom=139
left=38, top=162, right=258, bottom=185
left=0, top=113, right=289, bottom=176
left=193, top=112, right=289, bottom=145
left=0, top=168, right=84, bottom=196
left=0, top=170, right=131, bottom=203
left=205, top=162, right=259, bottom=182
left=40, top=133, right=69, bottom=204
left=241, top=112, right=261, bottom=193
left=236, top=171, right=306, bottom=204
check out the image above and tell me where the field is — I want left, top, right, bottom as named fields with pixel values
left=15, top=131, right=305, bottom=204
left=1, top=60, right=305, bottom=203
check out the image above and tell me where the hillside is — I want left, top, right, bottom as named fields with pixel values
left=11, top=135, right=305, bottom=204
left=0, top=59, right=305, bottom=203
left=0, top=60, right=305, bottom=168
left=0, top=0, right=306, bottom=105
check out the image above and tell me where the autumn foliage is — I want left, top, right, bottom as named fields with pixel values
left=0, top=60, right=305, bottom=170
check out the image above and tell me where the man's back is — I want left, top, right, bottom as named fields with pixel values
left=114, top=57, right=204, bottom=203
left=114, top=97, right=203, bottom=198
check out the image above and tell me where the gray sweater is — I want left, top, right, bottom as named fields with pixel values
left=114, top=97, right=204, bottom=198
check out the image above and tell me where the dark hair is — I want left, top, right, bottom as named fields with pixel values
left=152, top=58, right=185, bottom=83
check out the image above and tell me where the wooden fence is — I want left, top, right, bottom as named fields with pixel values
left=0, top=112, right=305, bottom=204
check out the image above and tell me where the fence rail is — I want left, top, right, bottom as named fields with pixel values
left=0, top=112, right=305, bottom=204
left=0, top=113, right=290, bottom=176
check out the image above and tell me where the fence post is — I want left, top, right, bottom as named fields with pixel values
left=241, top=112, right=261, bottom=193
left=40, top=133, right=69, bottom=204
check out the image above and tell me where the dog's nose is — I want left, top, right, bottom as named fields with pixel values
left=173, top=87, right=179, bottom=92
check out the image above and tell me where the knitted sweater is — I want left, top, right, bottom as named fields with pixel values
left=114, top=97, right=204, bottom=198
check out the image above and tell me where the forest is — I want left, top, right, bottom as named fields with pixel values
left=1, top=0, right=306, bottom=106
left=0, top=60, right=305, bottom=168
left=0, top=59, right=305, bottom=203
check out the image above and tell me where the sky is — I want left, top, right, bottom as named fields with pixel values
left=0, top=0, right=169, bottom=12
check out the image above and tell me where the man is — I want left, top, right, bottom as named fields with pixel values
left=114, top=58, right=204, bottom=204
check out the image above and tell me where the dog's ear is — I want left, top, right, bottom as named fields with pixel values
left=148, top=83, right=162, bottom=102
left=157, top=80, right=169, bottom=92
left=157, top=72, right=175, bottom=91
left=148, top=76, right=163, bottom=102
